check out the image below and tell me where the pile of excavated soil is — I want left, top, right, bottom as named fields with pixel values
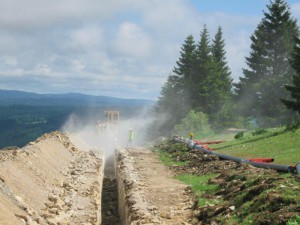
left=170, top=149, right=240, bottom=175
left=116, top=148, right=197, bottom=225
left=156, top=140, right=300, bottom=225
left=194, top=165, right=300, bottom=224
left=0, top=131, right=104, bottom=225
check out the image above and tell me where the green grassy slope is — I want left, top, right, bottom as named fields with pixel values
left=208, top=127, right=300, bottom=165
left=155, top=135, right=300, bottom=224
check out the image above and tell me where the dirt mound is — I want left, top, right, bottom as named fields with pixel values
left=171, top=149, right=240, bottom=175
left=0, top=131, right=104, bottom=225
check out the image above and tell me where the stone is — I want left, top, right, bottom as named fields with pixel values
left=229, top=206, right=235, bottom=211
left=15, top=195, right=28, bottom=210
left=160, top=211, right=171, bottom=219
left=14, top=214, right=27, bottom=221
left=48, top=194, right=58, bottom=203
left=49, top=208, right=58, bottom=214
left=77, top=206, right=85, bottom=210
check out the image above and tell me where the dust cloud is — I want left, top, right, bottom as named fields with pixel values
left=61, top=107, right=154, bottom=161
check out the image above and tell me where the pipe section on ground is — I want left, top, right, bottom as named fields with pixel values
left=173, top=137, right=296, bottom=173
left=296, top=163, right=300, bottom=175
left=248, top=161, right=294, bottom=173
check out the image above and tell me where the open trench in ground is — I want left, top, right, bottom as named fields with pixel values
left=102, top=148, right=196, bottom=225
left=101, top=155, right=120, bottom=225
left=0, top=132, right=196, bottom=225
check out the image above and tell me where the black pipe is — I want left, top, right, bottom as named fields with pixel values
left=213, top=152, right=250, bottom=164
left=249, top=162, right=295, bottom=173
left=174, top=137, right=187, bottom=145
left=173, top=137, right=295, bottom=173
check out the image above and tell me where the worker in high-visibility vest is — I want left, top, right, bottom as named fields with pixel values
left=188, top=132, right=194, bottom=140
left=127, top=128, right=134, bottom=147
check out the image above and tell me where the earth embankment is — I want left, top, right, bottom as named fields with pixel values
left=0, top=131, right=104, bottom=225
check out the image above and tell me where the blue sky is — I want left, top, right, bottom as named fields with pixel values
left=191, top=0, right=299, bottom=14
left=0, top=0, right=299, bottom=100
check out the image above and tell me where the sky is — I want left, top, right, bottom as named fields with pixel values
left=0, top=0, right=300, bottom=100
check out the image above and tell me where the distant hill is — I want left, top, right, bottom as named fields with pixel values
left=0, top=89, right=154, bottom=106
left=0, top=89, right=155, bottom=148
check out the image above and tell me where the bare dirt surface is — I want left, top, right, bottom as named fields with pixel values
left=132, top=149, right=196, bottom=224
left=116, top=148, right=196, bottom=224
left=0, top=131, right=104, bottom=225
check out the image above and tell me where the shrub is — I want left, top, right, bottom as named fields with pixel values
left=172, top=110, right=211, bottom=138
left=234, top=131, right=244, bottom=139
left=285, top=120, right=300, bottom=132
left=252, top=128, right=268, bottom=136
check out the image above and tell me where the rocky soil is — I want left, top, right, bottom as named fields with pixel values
left=0, top=131, right=104, bottom=225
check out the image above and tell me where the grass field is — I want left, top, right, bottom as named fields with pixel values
left=207, top=127, right=300, bottom=165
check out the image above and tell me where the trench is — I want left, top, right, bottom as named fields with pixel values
left=100, top=147, right=196, bottom=224
left=101, top=154, right=121, bottom=225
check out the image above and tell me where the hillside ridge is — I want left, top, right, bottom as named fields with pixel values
left=0, top=89, right=154, bottom=106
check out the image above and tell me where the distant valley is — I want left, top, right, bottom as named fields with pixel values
left=0, top=90, right=154, bottom=148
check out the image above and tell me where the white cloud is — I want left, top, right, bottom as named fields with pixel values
left=1, top=56, right=18, bottom=66
left=69, top=26, right=104, bottom=50
left=143, top=0, right=199, bottom=34
left=0, top=0, right=296, bottom=100
left=0, top=0, right=127, bottom=29
left=71, top=60, right=86, bottom=72
left=34, top=64, right=51, bottom=76
left=113, top=22, right=153, bottom=58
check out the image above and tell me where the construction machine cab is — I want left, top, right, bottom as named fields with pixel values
left=104, top=111, right=119, bottom=124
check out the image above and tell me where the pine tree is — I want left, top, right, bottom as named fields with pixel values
left=193, top=26, right=234, bottom=127
left=149, top=26, right=235, bottom=139
left=173, top=34, right=197, bottom=110
left=191, top=25, right=212, bottom=111
left=211, top=26, right=230, bottom=75
left=210, top=26, right=234, bottom=128
left=282, top=36, right=300, bottom=113
left=234, top=23, right=268, bottom=118
left=235, top=0, right=299, bottom=126
left=211, top=27, right=233, bottom=100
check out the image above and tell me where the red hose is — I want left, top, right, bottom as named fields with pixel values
left=248, top=158, right=274, bottom=163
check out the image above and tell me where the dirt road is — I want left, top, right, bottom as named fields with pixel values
left=116, top=148, right=196, bottom=224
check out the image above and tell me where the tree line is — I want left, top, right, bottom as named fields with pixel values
left=149, top=0, right=300, bottom=139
